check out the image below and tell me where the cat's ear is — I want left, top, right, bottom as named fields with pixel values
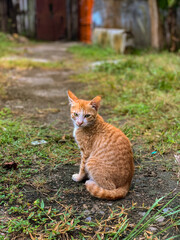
left=67, top=90, right=78, bottom=105
left=90, top=96, right=101, bottom=111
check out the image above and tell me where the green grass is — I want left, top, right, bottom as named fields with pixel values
left=0, top=108, right=80, bottom=239
left=124, top=192, right=180, bottom=240
left=72, top=46, right=180, bottom=155
left=0, top=32, right=19, bottom=57
left=0, top=108, right=78, bottom=207
left=68, top=44, right=118, bottom=61
left=0, top=58, right=64, bottom=70
left=0, top=109, right=78, bottom=167
left=0, top=106, right=179, bottom=239
left=0, top=42, right=179, bottom=239
left=0, top=32, right=64, bottom=69
left=0, top=108, right=179, bottom=239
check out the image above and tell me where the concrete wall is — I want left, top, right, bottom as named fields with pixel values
left=120, top=0, right=150, bottom=47
left=93, top=0, right=106, bottom=27
left=93, top=0, right=180, bottom=48
left=93, top=0, right=150, bottom=47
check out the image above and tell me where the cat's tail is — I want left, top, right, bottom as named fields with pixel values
left=85, top=180, right=129, bottom=200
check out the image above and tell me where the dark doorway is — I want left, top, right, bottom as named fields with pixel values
left=36, top=0, right=66, bottom=40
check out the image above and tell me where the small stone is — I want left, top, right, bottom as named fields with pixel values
left=150, top=171, right=156, bottom=177
left=106, top=203, right=113, bottom=206
left=31, top=140, right=47, bottom=145
left=156, top=215, right=165, bottom=223
left=92, top=204, right=99, bottom=210
left=14, top=105, right=24, bottom=109
left=174, top=154, right=180, bottom=165
left=99, top=211, right=105, bottom=215
left=163, top=207, right=173, bottom=213
left=85, top=216, right=91, bottom=222
left=148, top=226, right=157, bottom=232
left=83, top=210, right=91, bottom=216
left=138, top=212, right=146, bottom=217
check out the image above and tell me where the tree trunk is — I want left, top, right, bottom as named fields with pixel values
left=148, top=0, right=164, bottom=49
left=0, top=0, right=8, bottom=32
left=104, top=0, right=122, bottom=28
left=167, top=7, right=179, bottom=52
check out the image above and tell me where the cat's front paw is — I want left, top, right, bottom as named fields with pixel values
left=72, top=173, right=82, bottom=182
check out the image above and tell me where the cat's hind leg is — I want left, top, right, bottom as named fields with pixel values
left=85, top=158, right=129, bottom=200
left=85, top=158, right=116, bottom=190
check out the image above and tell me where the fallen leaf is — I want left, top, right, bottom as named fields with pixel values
left=49, top=153, right=57, bottom=159
left=29, top=232, right=35, bottom=240
left=54, top=222, right=60, bottom=231
left=47, top=206, right=52, bottom=215
left=3, top=161, right=18, bottom=170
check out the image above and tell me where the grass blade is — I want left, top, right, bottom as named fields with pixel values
left=124, top=192, right=179, bottom=240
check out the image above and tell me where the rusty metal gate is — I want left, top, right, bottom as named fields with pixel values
left=36, top=0, right=66, bottom=40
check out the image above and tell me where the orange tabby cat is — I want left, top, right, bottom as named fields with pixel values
left=67, top=90, right=134, bottom=200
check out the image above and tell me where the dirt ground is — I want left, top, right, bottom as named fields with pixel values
left=1, top=42, right=81, bottom=130
left=0, top=42, right=179, bottom=235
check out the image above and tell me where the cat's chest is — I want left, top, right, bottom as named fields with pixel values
left=74, top=127, right=91, bottom=148
left=73, top=125, right=78, bottom=138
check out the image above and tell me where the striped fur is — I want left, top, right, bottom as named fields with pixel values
left=68, top=90, right=134, bottom=200
left=85, top=180, right=129, bottom=200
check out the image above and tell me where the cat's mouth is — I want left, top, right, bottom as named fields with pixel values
left=76, top=123, right=85, bottom=127
left=76, top=121, right=90, bottom=127
left=76, top=120, right=95, bottom=128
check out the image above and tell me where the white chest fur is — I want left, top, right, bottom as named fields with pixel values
left=73, top=125, right=81, bottom=149
left=73, top=125, right=78, bottom=138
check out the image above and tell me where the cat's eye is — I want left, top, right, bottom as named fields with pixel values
left=74, top=112, right=78, bottom=116
left=84, top=114, right=90, bottom=118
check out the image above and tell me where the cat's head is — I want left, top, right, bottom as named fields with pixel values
left=67, top=90, right=101, bottom=128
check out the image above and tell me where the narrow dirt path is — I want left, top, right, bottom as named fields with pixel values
left=1, top=42, right=82, bottom=130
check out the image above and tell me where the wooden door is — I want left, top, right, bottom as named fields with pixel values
left=36, top=0, right=66, bottom=40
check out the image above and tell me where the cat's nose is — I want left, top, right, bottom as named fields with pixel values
left=77, top=121, right=83, bottom=126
